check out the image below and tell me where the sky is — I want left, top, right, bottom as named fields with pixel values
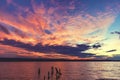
left=0, top=0, right=120, bottom=60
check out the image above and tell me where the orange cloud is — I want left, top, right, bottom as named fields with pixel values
left=0, top=0, right=116, bottom=46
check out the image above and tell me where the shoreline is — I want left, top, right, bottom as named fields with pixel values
left=0, top=58, right=119, bottom=62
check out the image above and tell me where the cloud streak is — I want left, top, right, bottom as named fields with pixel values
left=0, top=39, right=95, bottom=58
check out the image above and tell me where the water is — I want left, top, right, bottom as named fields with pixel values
left=0, top=62, right=120, bottom=80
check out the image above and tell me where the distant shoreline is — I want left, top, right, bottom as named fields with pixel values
left=0, top=58, right=119, bottom=62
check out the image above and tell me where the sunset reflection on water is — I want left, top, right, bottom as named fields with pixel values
left=0, top=62, right=120, bottom=80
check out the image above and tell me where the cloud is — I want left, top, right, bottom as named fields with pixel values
left=6, top=0, right=12, bottom=4
left=0, top=39, right=95, bottom=58
left=44, top=29, right=52, bottom=34
left=0, top=44, right=91, bottom=60
left=108, top=54, right=120, bottom=60
left=111, top=31, right=120, bottom=39
left=0, top=0, right=120, bottom=59
left=0, top=24, right=10, bottom=34
left=0, top=0, right=116, bottom=46
left=0, top=23, right=27, bottom=37
left=92, top=43, right=102, bottom=49
left=106, top=49, right=117, bottom=53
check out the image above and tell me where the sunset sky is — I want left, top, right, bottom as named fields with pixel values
left=0, top=0, right=120, bottom=60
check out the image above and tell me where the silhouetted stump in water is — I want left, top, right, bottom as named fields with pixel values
left=38, top=68, right=41, bottom=78
left=56, top=73, right=61, bottom=80
left=58, top=68, right=62, bottom=75
left=51, top=66, right=54, bottom=76
left=55, top=67, right=59, bottom=74
left=48, top=71, right=50, bottom=80
left=37, top=66, right=62, bottom=80
left=55, top=67, right=62, bottom=75
left=55, top=67, right=62, bottom=80
left=44, top=75, right=46, bottom=80
left=51, top=66, right=54, bottom=80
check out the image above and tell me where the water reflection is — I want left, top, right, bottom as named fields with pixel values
left=0, top=62, right=120, bottom=80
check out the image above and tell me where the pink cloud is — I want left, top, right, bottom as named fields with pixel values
left=6, top=0, right=12, bottom=4
left=0, top=0, right=117, bottom=46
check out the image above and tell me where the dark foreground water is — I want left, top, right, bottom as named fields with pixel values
left=0, top=62, right=120, bottom=80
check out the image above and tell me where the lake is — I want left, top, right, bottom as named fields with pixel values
left=0, top=62, right=120, bottom=80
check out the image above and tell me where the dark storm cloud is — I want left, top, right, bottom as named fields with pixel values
left=0, top=39, right=95, bottom=58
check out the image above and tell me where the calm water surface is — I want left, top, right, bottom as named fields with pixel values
left=0, top=62, right=120, bottom=80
